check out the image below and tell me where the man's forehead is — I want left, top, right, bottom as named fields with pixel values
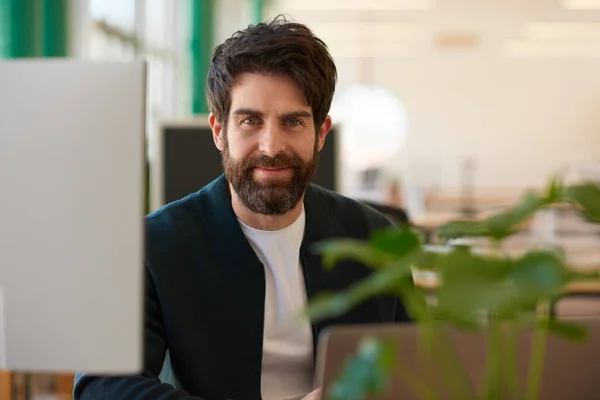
left=232, top=73, right=308, bottom=98
left=229, top=73, right=312, bottom=117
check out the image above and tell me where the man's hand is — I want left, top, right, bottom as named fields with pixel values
left=301, top=388, right=321, bottom=400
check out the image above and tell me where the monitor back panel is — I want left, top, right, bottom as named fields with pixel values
left=160, top=123, right=339, bottom=206
left=0, top=60, right=145, bottom=373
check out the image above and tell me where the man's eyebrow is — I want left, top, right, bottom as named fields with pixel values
left=232, top=108, right=264, bottom=116
left=281, top=111, right=312, bottom=119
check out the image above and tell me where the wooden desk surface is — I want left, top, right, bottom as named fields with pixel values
left=0, top=370, right=10, bottom=400
left=564, top=280, right=600, bottom=294
left=0, top=371, right=74, bottom=400
left=412, top=211, right=495, bottom=231
left=413, top=274, right=600, bottom=294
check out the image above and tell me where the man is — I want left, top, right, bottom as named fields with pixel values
left=74, top=16, right=410, bottom=400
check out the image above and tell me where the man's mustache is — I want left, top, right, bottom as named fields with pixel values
left=244, top=154, right=302, bottom=170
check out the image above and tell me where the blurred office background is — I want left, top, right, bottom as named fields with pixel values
left=2, top=0, right=600, bottom=398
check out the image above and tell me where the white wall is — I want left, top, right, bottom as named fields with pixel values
left=214, top=0, right=253, bottom=45
left=268, top=0, right=600, bottom=192
left=377, top=58, right=600, bottom=190
left=68, top=0, right=91, bottom=58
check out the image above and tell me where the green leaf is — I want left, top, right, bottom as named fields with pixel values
left=486, top=251, right=569, bottom=315
left=428, top=248, right=515, bottom=324
left=306, top=260, right=412, bottom=322
left=431, top=307, right=483, bottom=330
left=326, top=338, right=396, bottom=400
left=545, top=176, right=564, bottom=203
left=440, top=247, right=511, bottom=284
left=369, top=226, right=422, bottom=259
left=313, top=239, right=397, bottom=270
left=564, top=183, right=600, bottom=222
left=434, top=249, right=571, bottom=320
left=305, top=292, right=348, bottom=322
left=437, top=192, right=547, bottom=240
left=436, top=279, right=517, bottom=325
left=412, top=247, right=448, bottom=271
left=436, top=220, right=491, bottom=240
left=493, top=286, right=549, bottom=317
left=542, top=320, right=589, bottom=342
left=566, top=270, right=600, bottom=282
left=509, top=251, right=568, bottom=295
left=484, top=192, right=547, bottom=240
left=397, top=284, right=431, bottom=322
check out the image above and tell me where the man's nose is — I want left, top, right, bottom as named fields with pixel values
left=258, top=125, right=286, bottom=157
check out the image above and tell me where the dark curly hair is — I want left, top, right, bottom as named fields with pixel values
left=206, top=15, right=337, bottom=130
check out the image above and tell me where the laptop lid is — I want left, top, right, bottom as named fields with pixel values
left=315, top=317, right=600, bottom=400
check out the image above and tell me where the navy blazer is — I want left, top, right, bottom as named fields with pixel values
left=74, top=175, right=411, bottom=400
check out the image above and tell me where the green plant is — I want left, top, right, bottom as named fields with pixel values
left=307, top=178, right=600, bottom=400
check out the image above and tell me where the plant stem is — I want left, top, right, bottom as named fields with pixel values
left=501, top=321, right=521, bottom=399
left=482, top=317, right=502, bottom=400
left=526, top=308, right=549, bottom=400
left=406, top=285, right=476, bottom=400
left=396, top=360, right=441, bottom=400
left=417, top=322, right=436, bottom=385
left=429, top=321, right=477, bottom=400
left=405, top=288, right=446, bottom=400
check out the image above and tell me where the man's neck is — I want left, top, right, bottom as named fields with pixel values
left=230, top=184, right=304, bottom=231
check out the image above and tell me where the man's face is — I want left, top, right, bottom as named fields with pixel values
left=210, top=73, right=331, bottom=216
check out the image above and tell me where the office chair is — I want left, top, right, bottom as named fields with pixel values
left=359, top=200, right=410, bottom=226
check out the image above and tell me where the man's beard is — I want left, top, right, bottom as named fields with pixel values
left=221, top=138, right=319, bottom=216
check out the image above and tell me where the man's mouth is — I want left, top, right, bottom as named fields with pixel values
left=253, top=166, right=292, bottom=178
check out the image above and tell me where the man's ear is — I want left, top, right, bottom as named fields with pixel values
left=316, top=115, right=333, bottom=152
left=209, top=113, right=224, bottom=151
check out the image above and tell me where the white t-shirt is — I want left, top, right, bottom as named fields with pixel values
left=238, top=208, right=314, bottom=400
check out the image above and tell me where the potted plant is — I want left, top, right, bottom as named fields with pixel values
left=307, top=178, right=600, bottom=400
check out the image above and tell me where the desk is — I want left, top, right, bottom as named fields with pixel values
left=413, top=272, right=600, bottom=294
left=0, top=372, right=74, bottom=400
left=412, top=212, right=476, bottom=232
left=0, top=370, right=11, bottom=399
left=411, top=211, right=497, bottom=235
left=565, top=280, right=600, bottom=294
left=425, top=190, right=523, bottom=213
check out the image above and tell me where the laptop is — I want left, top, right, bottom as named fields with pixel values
left=315, top=317, right=600, bottom=400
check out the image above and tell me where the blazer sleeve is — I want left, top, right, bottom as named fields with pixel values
left=73, top=265, right=204, bottom=400
left=366, top=206, right=414, bottom=324
left=395, top=297, right=412, bottom=323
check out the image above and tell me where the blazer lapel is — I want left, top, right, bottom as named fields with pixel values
left=300, top=184, right=334, bottom=359
left=197, top=175, right=266, bottom=395
left=199, top=174, right=264, bottom=271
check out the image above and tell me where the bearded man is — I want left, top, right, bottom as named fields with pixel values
left=74, top=15, right=410, bottom=400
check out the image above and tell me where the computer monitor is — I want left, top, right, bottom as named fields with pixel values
left=150, top=118, right=340, bottom=209
left=0, top=60, right=145, bottom=373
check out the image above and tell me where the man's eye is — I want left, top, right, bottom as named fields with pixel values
left=287, top=119, right=303, bottom=127
left=242, top=117, right=259, bottom=124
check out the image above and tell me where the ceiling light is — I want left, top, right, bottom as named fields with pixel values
left=330, top=85, right=408, bottom=171
left=506, top=38, right=600, bottom=58
left=522, top=22, right=600, bottom=39
left=434, top=31, right=480, bottom=50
